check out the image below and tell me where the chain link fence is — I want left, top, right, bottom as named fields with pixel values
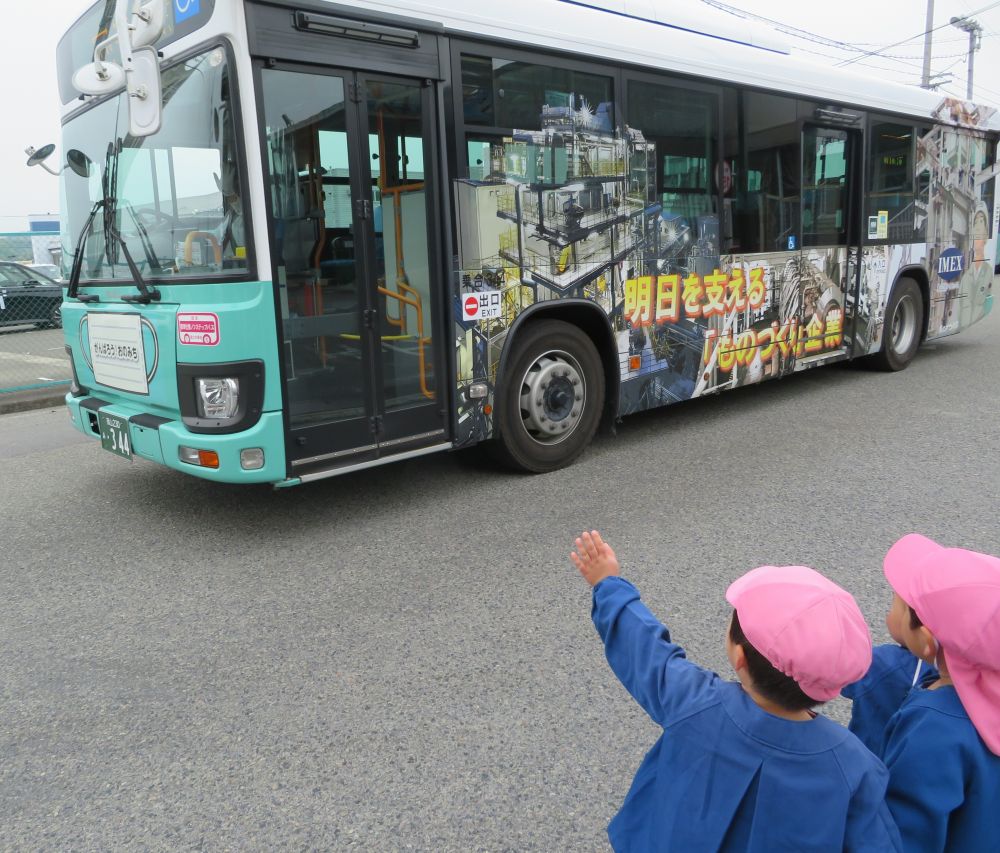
left=0, top=233, right=71, bottom=397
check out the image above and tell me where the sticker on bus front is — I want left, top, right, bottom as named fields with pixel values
left=177, top=312, right=220, bottom=346
left=89, top=312, right=149, bottom=395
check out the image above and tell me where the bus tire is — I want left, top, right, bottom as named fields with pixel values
left=491, top=319, right=604, bottom=473
left=870, top=277, right=923, bottom=371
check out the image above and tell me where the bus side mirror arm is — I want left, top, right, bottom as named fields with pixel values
left=70, top=0, right=164, bottom=138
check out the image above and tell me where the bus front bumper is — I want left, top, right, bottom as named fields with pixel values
left=66, top=393, right=287, bottom=484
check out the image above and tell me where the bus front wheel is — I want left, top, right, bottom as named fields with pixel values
left=871, top=277, right=923, bottom=371
left=492, top=319, right=604, bottom=473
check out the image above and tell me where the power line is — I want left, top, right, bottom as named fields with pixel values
left=700, top=0, right=875, bottom=54
left=835, top=0, right=1000, bottom=67
left=790, top=42, right=966, bottom=75
left=699, top=1, right=1000, bottom=93
left=700, top=1, right=987, bottom=73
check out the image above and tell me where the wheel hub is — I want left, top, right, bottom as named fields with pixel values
left=519, top=353, right=585, bottom=442
left=891, top=294, right=916, bottom=354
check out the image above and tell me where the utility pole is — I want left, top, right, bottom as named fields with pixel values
left=921, top=0, right=934, bottom=88
left=950, top=16, right=983, bottom=100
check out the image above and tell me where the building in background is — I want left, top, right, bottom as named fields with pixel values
left=0, top=215, right=60, bottom=266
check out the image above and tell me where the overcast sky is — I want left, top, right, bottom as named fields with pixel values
left=2, top=0, right=998, bottom=229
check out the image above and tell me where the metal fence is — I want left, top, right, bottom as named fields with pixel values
left=0, top=233, right=71, bottom=396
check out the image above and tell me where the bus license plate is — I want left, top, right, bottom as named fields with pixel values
left=98, top=411, right=132, bottom=460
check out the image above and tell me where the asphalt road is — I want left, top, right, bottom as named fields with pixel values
left=1, top=309, right=999, bottom=850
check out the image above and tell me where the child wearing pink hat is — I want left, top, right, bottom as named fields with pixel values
left=859, top=533, right=1000, bottom=851
left=571, top=530, right=902, bottom=852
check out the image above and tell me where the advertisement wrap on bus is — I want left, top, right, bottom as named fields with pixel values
left=51, top=0, right=999, bottom=486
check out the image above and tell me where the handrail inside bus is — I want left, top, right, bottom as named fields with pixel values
left=377, top=285, right=434, bottom=400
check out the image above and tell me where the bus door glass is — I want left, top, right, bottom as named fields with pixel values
left=798, top=125, right=860, bottom=362
left=261, top=67, right=444, bottom=469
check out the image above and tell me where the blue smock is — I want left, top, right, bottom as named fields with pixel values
left=592, top=577, right=901, bottom=852
left=842, top=644, right=938, bottom=755
left=881, top=685, right=1000, bottom=852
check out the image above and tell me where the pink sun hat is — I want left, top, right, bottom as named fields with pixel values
left=884, top=533, right=1000, bottom=756
left=726, top=565, right=872, bottom=702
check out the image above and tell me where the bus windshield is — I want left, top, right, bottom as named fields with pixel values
left=60, top=46, right=248, bottom=283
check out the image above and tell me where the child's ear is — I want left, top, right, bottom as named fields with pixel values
left=915, top=626, right=938, bottom=663
left=731, top=643, right=748, bottom=673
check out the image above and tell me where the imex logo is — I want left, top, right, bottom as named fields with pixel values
left=937, top=247, right=965, bottom=282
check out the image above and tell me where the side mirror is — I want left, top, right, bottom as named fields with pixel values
left=66, top=149, right=93, bottom=178
left=126, top=46, right=162, bottom=137
left=72, top=59, right=126, bottom=96
left=26, top=145, right=96, bottom=179
left=70, top=0, right=163, bottom=138
left=131, top=0, right=167, bottom=48
left=25, top=144, right=58, bottom=175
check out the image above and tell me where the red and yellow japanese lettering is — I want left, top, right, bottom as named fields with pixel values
left=703, top=328, right=717, bottom=364
left=682, top=274, right=704, bottom=318
left=625, top=276, right=654, bottom=326
left=824, top=310, right=843, bottom=349
left=655, top=275, right=681, bottom=324
left=757, top=326, right=776, bottom=362
left=702, top=271, right=728, bottom=318
left=776, top=318, right=798, bottom=360
left=735, top=330, right=758, bottom=366
left=725, top=268, right=747, bottom=312
left=803, top=314, right=826, bottom=354
left=717, top=332, right=737, bottom=373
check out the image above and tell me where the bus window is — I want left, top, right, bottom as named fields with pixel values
left=466, top=138, right=503, bottom=181
left=262, top=71, right=366, bottom=426
left=461, top=54, right=612, bottom=131
left=868, top=122, right=917, bottom=243
left=979, top=138, right=997, bottom=239
left=60, top=48, right=247, bottom=280
left=399, top=137, right=425, bottom=180
left=626, top=79, right=719, bottom=259
left=318, top=130, right=353, bottom=229
left=739, top=93, right=800, bottom=253
left=802, top=127, right=849, bottom=247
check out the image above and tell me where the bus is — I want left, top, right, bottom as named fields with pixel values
left=50, top=0, right=999, bottom=486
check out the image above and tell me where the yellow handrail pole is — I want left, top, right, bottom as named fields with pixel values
left=377, top=286, right=434, bottom=399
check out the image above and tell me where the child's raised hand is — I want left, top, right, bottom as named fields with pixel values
left=571, top=530, right=620, bottom=587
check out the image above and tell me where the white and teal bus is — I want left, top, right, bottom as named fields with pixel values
left=52, top=0, right=998, bottom=485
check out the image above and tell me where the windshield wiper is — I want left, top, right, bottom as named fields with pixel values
left=67, top=199, right=103, bottom=303
left=101, top=141, right=160, bottom=304
left=116, top=233, right=160, bottom=303
left=65, top=197, right=161, bottom=304
left=126, top=203, right=164, bottom=276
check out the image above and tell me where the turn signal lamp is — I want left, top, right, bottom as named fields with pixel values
left=179, top=446, right=221, bottom=469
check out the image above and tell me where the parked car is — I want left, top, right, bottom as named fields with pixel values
left=0, top=261, right=63, bottom=329
left=24, top=262, right=63, bottom=282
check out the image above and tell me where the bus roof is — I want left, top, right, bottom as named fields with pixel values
left=338, top=0, right=1000, bottom=132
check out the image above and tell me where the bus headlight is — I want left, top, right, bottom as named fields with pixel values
left=195, top=377, right=240, bottom=419
left=178, top=360, right=263, bottom=433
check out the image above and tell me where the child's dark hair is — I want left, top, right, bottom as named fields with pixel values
left=729, top=610, right=817, bottom=712
left=908, top=606, right=923, bottom=630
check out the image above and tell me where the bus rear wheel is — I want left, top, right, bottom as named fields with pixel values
left=870, top=277, right=923, bottom=371
left=492, top=319, right=604, bottom=473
